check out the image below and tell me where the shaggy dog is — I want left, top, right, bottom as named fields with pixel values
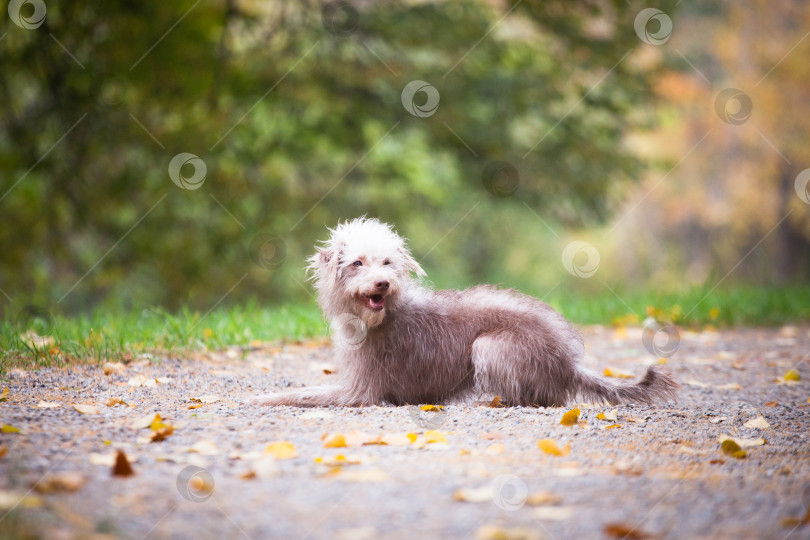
left=253, top=217, right=677, bottom=407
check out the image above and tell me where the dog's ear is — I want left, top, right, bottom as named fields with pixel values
left=307, top=246, right=338, bottom=283
left=399, top=248, right=426, bottom=277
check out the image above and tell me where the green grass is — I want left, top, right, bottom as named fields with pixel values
left=2, top=286, right=809, bottom=373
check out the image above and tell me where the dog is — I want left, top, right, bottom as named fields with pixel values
left=253, top=217, right=677, bottom=407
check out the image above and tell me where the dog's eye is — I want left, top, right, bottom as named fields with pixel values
left=383, top=260, right=391, bottom=266
left=352, top=260, right=362, bottom=267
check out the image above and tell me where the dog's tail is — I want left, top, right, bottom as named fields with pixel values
left=572, top=365, right=678, bottom=405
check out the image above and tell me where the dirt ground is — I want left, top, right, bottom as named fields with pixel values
left=1, top=324, right=809, bottom=540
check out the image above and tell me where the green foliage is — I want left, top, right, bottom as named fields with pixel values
left=0, top=0, right=659, bottom=314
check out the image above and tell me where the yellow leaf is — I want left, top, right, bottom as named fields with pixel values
left=1, top=424, right=21, bottom=434
left=407, top=433, right=418, bottom=443
left=743, top=416, right=769, bottom=430
left=537, top=439, right=570, bottom=456
left=264, top=441, right=298, bottom=459
left=323, top=433, right=347, bottom=448
left=784, top=369, right=801, bottom=381
left=596, top=410, right=618, bottom=422
left=130, top=413, right=159, bottom=430
left=720, top=439, right=746, bottom=459
left=560, top=408, right=580, bottom=426
left=0, top=387, right=9, bottom=402
left=718, top=434, right=765, bottom=448
left=604, top=367, right=634, bottom=379
left=424, top=430, right=448, bottom=443
left=106, top=397, right=126, bottom=407
left=603, top=424, right=622, bottom=429
left=150, top=415, right=171, bottom=431
left=420, top=404, right=444, bottom=411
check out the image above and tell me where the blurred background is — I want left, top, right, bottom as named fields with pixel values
left=1, top=0, right=809, bottom=318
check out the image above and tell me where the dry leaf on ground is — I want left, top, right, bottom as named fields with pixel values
left=596, top=410, right=618, bottom=421
left=537, top=439, right=570, bottom=456
left=111, top=450, right=135, bottom=477
left=560, top=408, right=580, bottom=426
left=36, top=400, right=60, bottom=409
left=264, top=441, right=298, bottom=459
left=720, top=439, right=746, bottom=459
left=743, top=416, right=770, bottom=429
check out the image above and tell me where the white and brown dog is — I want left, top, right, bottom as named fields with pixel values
left=253, top=217, right=677, bottom=407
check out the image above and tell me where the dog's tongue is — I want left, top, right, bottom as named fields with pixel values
left=366, top=294, right=385, bottom=310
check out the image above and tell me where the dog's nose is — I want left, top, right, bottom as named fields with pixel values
left=374, top=280, right=389, bottom=291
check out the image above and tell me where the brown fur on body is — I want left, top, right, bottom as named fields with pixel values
left=253, top=218, right=677, bottom=407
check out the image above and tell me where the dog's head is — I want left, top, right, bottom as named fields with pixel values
left=307, top=217, right=425, bottom=328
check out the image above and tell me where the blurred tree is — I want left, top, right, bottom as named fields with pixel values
left=0, top=0, right=660, bottom=315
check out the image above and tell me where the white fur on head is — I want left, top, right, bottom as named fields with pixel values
left=307, top=217, right=425, bottom=328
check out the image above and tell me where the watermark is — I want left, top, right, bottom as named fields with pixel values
left=714, top=88, right=752, bottom=125
left=482, top=161, right=519, bottom=198
left=634, top=8, right=672, bottom=45
left=92, top=75, right=126, bottom=109
left=322, top=1, right=358, bottom=37
left=176, top=466, right=214, bottom=502
left=331, top=312, right=368, bottom=351
left=562, top=241, right=600, bottom=278
left=168, top=153, right=207, bottom=190
left=8, top=0, right=46, bottom=30
left=642, top=319, right=680, bottom=358
left=401, top=80, right=440, bottom=118
left=248, top=234, right=287, bottom=269
left=794, top=169, right=810, bottom=204
left=491, top=474, right=528, bottom=511
left=408, top=404, right=448, bottom=430
left=15, top=304, right=53, bottom=328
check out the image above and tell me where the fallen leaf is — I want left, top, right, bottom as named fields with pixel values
left=604, top=523, right=654, bottom=539
left=150, top=426, right=174, bottom=442
left=525, top=491, right=561, bottom=505
left=0, top=387, right=8, bottom=402
left=111, top=450, right=135, bottom=477
left=596, top=410, right=618, bottom=421
left=1, top=424, right=21, bottom=434
left=765, top=401, right=778, bottom=407
left=150, top=415, right=172, bottom=431
left=474, top=525, right=543, bottom=540
left=315, top=454, right=362, bottom=467
left=323, top=433, right=347, bottom=448
left=560, top=408, right=580, bottom=426
left=36, top=400, right=60, bottom=408
left=537, top=439, right=570, bottom=456
left=743, top=416, right=770, bottom=429
left=130, top=413, right=160, bottom=430
left=191, top=395, right=220, bottom=404
left=686, top=379, right=710, bottom=388
left=332, top=468, right=389, bottom=483
left=484, top=443, right=505, bottom=455
left=488, top=396, right=504, bottom=408
left=188, top=440, right=219, bottom=455
left=264, top=441, right=298, bottom=459
left=602, top=423, right=622, bottom=429
left=72, top=403, right=99, bottom=415
left=783, top=369, right=801, bottom=381
left=34, top=472, right=86, bottom=493
left=709, top=417, right=728, bottom=424
left=127, top=375, right=156, bottom=388
left=718, top=434, right=766, bottom=448
left=102, top=362, right=126, bottom=375
left=20, top=331, right=55, bottom=349
left=424, top=430, right=448, bottom=443
left=454, top=486, right=495, bottom=503
left=106, top=397, right=126, bottom=407
left=0, top=444, right=7, bottom=458
left=532, top=506, right=576, bottom=520
left=715, top=383, right=742, bottom=390
left=420, top=404, right=444, bottom=412
left=720, top=439, right=746, bottom=459
left=604, top=367, right=634, bottom=379
left=379, top=433, right=412, bottom=446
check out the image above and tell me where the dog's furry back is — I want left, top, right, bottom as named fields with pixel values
left=255, top=217, right=677, bottom=407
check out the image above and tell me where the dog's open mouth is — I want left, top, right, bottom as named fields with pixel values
left=360, top=293, right=385, bottom=311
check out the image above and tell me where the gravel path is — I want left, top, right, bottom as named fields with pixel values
left=1, top=325, right=809, bottom=540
